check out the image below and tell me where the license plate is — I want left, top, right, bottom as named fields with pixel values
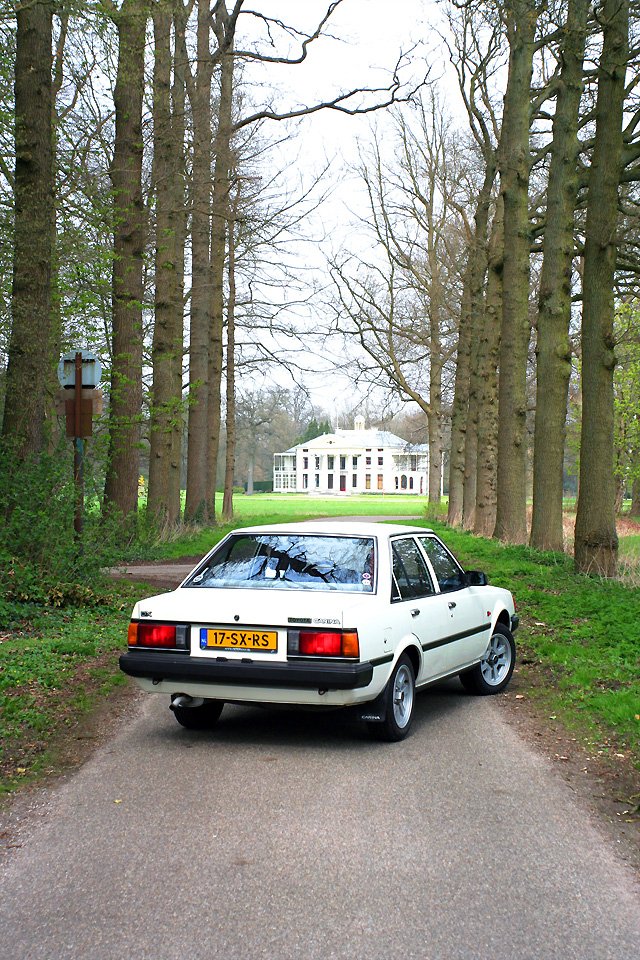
left=200, top=628, right=278, bottom=652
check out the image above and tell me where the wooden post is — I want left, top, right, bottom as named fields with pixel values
left=74, top=352, right=84, bottom=552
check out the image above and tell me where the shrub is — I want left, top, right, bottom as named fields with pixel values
left=0, top=440, right=124, bottom=619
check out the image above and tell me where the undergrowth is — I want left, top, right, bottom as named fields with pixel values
left=414, top=520, right=640, bottom=764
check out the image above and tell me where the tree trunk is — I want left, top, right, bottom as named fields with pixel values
left=427, top=257, right=443, bottom=505
left=493, top=0, right=536, bottom=544
left=184, top=0, right=212, bottom=523
left=462, top=363, right=478, bottom=529
left=447, top=259, right=472, bottom=525
left=103, top=0, right=148, bottom=525
left=574, top=0, right=627, bottom=576
left=630, top=474, right=640, bottom=517
left=530, top=0, right=588, bottom=552
left=247, top=451, right=255, bottom=496
left=168, top=0, right=188, bottom=525
left=206, top=8, right=235, bottom=521
left=462, top=163, right=495, bottom=529
left=222, top=213, right=237, bottom=522
left=148, top=0, right=178, bottom=525
left=2, top=2, right=55, bottom=459
left=475, top=200, right=503, bottom=538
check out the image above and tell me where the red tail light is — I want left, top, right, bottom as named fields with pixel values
left=128, top=622, right=177, bottom=648
left=300, top=630, right=341, bottom=655
left=288, top=629, right=359, bottom=658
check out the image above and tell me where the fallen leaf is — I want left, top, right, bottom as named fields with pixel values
left=113, top=799, right=123, bottom=804
left=515, top=694, right=524, bottom=700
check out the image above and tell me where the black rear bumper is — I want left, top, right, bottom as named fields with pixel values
left=119, top=650, right=374, bottom=690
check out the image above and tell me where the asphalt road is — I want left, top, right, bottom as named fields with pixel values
left=1, top=684, right=640, bottom=960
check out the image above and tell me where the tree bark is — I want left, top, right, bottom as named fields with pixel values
left=530, top=0, right=589, bottom=552
left=447, top=260, right=471, bottom=526
left=206, top=4, right=236, bottom=521
left=222, top=211, right=237, bottom=522
left=493, top=0, right=537, bottom=544
left=184, top=0, right=213, bottom=523
left=103, top=0, right=148, bottom=524
left=427, top=228, right=443, bottom=506
left=462, top=161, right=496, bottom=529
left=474, top=199, right=503, bottom=537
left=574, top=0, right=627, bottom=576
left=2, top=1, right=55, bottom=459
left=630, top=474, right=640, bottom=517
left=168, top=0, right=188, bottom=524
left=148, top=0, right=178, bottom=525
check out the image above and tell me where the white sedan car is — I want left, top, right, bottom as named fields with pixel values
left=120, top=521, right=518, bottom=741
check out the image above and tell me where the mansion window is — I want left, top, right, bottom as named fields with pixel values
left=377, top=474, right=383, bottom=490
left=328, top=456, right=334, bottom=470
left=328, top=474, right=334, bottom=489
left=365, top=474, right=371, bottom=490
left=340, top=456, right=346, bottom=470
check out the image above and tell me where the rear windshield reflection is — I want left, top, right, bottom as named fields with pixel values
left=185, top=534, right=376, bottom=593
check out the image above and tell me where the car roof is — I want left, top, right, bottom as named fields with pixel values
left=228, top=520, right=434, bottom=538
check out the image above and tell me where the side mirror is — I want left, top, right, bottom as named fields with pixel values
left=464, top=570, right=487, bottom=587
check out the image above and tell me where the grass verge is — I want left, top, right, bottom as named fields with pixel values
left=0, top=582, right=143, bottom=795
left=415, top=520, right=640, bottom=767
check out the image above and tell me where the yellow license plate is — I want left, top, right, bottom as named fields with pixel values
left=200, top=628, right=277, bottom=652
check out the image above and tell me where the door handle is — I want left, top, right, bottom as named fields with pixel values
left=448, top=601, right=456, bottom=610
left=410, top=608, right=420, bottom=617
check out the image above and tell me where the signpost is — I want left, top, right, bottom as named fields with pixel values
left=56, top=351, right=102, bottom=551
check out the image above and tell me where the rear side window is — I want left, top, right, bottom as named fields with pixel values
left=418, top=537, right=465, bottom=592
left=392, top=538, right=434, bottom=600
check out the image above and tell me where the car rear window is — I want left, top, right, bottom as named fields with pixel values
left=185, top=534, right=376, bottom=592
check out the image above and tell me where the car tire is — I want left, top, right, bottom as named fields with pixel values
left=367, top=653, right=415, bottom=742
left=172, top=699, right=224, bottom=730
left=459, top=623, right=515, bottom=695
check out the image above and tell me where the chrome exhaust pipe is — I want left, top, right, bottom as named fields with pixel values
left=170, top=695, right=204, bottom=711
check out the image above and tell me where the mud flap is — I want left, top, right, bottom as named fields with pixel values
left=357, top=689, right=387, bottom=723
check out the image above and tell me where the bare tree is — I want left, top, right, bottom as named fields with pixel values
left=329, top=98, right=466, bottom=502
left=493, top=0, right=541, bottom=544
left=182, top=0, right=423, bottom=524
left=147, top=0, right=185, bottom=524
left=102, top=0, right=150, bottom=526
left=443, top=4, right=502, bottom=527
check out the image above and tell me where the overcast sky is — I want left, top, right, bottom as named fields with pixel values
left=234, top=1, right=452, bottom=420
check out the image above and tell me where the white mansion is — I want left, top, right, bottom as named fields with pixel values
left=273, top=417, right=429, bottom=495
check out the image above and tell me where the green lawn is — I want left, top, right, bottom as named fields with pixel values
left=147, top=493, right=442, bottom=559
left=420, top=520, right=640, bottom=766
